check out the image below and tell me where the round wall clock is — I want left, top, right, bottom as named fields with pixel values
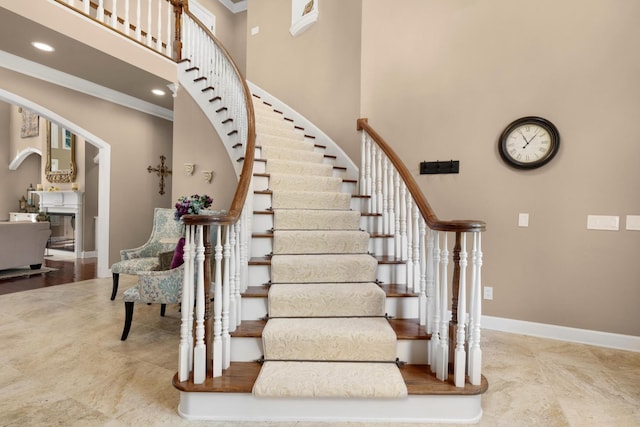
left=498, top=116, right=560, bottom=169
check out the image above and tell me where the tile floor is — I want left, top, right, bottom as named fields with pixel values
left=0, top=277, right=638, bottom=426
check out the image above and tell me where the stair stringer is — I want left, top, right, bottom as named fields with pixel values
left=248, top=81, right=359, bottom=181
left=178, top=60, right=244, bottom=176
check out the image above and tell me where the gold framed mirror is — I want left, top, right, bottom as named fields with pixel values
left=45, top=121, right=76, bottom=183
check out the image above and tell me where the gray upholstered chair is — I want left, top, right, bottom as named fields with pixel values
left=110, top=208, right=183, bottom=300
left=120, top=263, right=185, bottom=340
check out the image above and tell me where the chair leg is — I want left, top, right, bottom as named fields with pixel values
left=160, top=304, right=166, bottom=317
left=121, top=301, right=134, bottom=341
left=111, top=273, right=120, bottom=301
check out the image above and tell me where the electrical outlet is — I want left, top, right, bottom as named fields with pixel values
left=483, top=286, right=493, bottom=300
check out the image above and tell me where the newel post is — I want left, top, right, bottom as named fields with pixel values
left=170, top=0, right=185, bottom=60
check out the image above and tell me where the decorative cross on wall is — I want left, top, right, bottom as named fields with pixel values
left=147, top=155, right=172, bottom=195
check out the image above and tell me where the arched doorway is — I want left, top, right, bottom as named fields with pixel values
left=0, top=88, right=111, bottom=278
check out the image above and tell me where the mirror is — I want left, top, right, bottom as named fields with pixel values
left=46, top=121, right=76, bottom=183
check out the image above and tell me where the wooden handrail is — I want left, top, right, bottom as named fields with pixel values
left=357, top=118, right=486, bottom=233
left=181, top=7, right=256, bottom=228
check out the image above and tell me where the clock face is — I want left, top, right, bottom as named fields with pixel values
left=499, top=117, right=560, bottom=169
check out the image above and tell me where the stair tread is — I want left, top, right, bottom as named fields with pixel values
left=242, top=284, right=417, bottom=298
left=231, top=318, right=429, bottom=340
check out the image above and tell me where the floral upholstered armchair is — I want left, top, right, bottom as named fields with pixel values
left=110, top=208, right=184, bottom=300
left=120, top=262, right=185, bottom=340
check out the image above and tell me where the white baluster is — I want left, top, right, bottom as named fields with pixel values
left=393, top=172, right=401, bottom=259
left=178, top=225, right=193, bottom=381
left=193, top=226, right=206, bottom=383
left=436, top=235, right=449, bottom=381
left=418, top=218, right=427, bottom=326
left=365, top=136, right=372, bottom=214
left=400, top=183, right=408, bottom=261
left=370, top=145, right=378, bottom=217
left=234, top=220, right=243, bottom=327
left=84, top=0, right=91, bottom=14
left=468, top=232, right=483, bottom=385
left=405, top=197, right=414, bottom=290
left=228, top=223, right=237, bottom=332
left=135, top=0, right=141, bottom=41
left=165, top=0, right=172, bottom=57
left=387, top=166, right=395, bottom=257
left=360, top=131, right=366, bottom=195
left=156, top=0, right=163, bottom=51
left=123, top=0, right=130, bottom=36
left=111, top=0, right=118, bottom=29
left=412, top=203, right=420, bottom=293
left=147, top=0, right=153, bottom=47
left=382, top=157, right=389, bottom=237
left=97, top=0, right=105, bottom=22
left=430, top=231, right=441, bottom=373
left=375, top=148, right=383, bottom=233
left=222, top=224, right=231, bottom=369
left=212, top=225, right=223, bottom=377
left=454, top=233, right=468, bottom=387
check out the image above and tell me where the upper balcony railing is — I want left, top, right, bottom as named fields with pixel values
left=55, top=0, right=182, bottom=59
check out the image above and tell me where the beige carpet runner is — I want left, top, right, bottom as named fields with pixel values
left=251, top=101, right=407, bottom=399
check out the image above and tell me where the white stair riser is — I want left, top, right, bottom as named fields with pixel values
left=249, top=264, right=270, bottom=287
left=241, top=295, right=418, bottom=322
left=230, top=336, right=427, bottom=364
left=376, top=263, right=407, bottom=285
left=251, top=238, right=272, bottom=258
left=242, top=297, right=268, bottom=320
left=253, top=193, right=271, bottom=212
left=253, top=161, right=266, bottom=174
left=252, top=214, right=273, bottom=233
left=350, top=197, right=368, bottom=212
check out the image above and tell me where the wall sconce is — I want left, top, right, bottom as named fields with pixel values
left=202, top=171, right=214, bottom=184
left=184, top=163, right=195, bottom=176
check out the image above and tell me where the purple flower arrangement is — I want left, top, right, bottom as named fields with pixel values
left=174, top=194, right=213, bottom=220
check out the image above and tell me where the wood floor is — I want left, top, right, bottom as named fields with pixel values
left=0, top=257, right=97, bottom=295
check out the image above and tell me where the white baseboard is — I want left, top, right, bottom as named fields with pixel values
left=482, top=315, right=640, bottom=352
left=81, top=251, right=97, bottom=258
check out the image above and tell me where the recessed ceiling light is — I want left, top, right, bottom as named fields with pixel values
left=152, top=89, right=166, bottom=96
left=32, top=41, right=54, bottom=52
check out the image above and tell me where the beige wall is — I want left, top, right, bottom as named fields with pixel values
left=193, top=0, right=248, bottom=76
left=0, top=68, right=173, bottom=265
left=0, top=101, right=41, bottom=219
left=171, top=85, right=237, bottom=210
left=361, top=0, right=640, bottom=336
left=246, top=0, right=362, bottom=161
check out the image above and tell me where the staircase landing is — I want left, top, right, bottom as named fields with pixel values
left=173, top=363, right=487, bottom=423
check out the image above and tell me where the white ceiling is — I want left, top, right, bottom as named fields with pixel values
left=0, top=7, right=174, bottom=111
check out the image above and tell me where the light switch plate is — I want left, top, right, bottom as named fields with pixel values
left=587, top=215, right=619, bottom=231
left=626, top=215, right=640, bottom=231
left=251, top=26, right=260, bottom=35
left=518, top=213, right=529, bottom=227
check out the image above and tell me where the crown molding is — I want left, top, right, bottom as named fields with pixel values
left=0, top=50, right=173, bottom=121
left=218, top=0, right=248, bottom=14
